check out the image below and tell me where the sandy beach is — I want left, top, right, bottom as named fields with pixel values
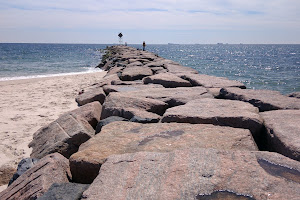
left=0, top=71, right=106, bottom=191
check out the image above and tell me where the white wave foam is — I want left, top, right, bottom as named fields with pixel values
left=0, top=67, right=103, bottom=82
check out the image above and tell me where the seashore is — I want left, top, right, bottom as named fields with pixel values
left=0, top=71, right=106, bottom=192
left=0, top=45, right=300, bottom=199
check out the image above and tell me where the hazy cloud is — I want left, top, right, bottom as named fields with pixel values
left=0, top=0, right=299, bottom=43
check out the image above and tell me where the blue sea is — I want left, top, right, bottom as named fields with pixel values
left=0, top=43, right=299, bottom=94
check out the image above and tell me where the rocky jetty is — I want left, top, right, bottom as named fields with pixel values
left=1, top=45, right=300, bottom=199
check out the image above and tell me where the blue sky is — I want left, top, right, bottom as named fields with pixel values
left=0, top=0, right=299, bottom=44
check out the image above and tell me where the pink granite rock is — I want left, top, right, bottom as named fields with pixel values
left=261, top=110, right=300, bottom=161
left=220, top=87, right=300, bottom=111
left=180, top=73, right=246, bottom=88
left=65, top=101, right=102, bottom=129
left=82, top=149, right=300, bottom=200
left=162, top=98, right=263, bottom=140
left=75, top=87, right=106, bottom=106
left=0, top=153, right=71, bottom=200
left=69, top=121, right=257, bottom=183
left=143, top=73, right=192, bottom=88
left=120, top=66, right=153, bottom=81
left=29, top=114, right=95, bottom=159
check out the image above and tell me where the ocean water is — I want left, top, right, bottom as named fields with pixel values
left=0, top=43, right=106, bottom=80
left=0, top=43, right=299, bottom=94
left=134, top=44, right=300, bottom=95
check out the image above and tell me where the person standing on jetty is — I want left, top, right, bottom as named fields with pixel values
left=143, top=41, right=146, bottom=51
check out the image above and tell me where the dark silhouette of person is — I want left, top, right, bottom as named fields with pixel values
left=143, top=41, right=146, bottom=51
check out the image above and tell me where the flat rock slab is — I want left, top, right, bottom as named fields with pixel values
left=0, top=153, right=71, bottom=200
left=120, top=87, right=212, bottom=107
left=37, top=183, right=89, bottom=200
left=29, top=113, right=95, bottom=159
left=75, top=87, right=106, bottom=106
left=66, top=101, right=102, bottom=129
left=261, top=110, right=300, bottom=161
left=82, top=149, right=300, bottom=200
left=180, top=73, right=246, bottom=88
left=103, top=84, right=163, bottom=95
left=163, top=62, right=199, bottom=74
left=120, top=66, right=153, bottom=81
left=101, top=92, right=168, bottom=121
left=69, top=121, right=257, bottom=183
left=220, top=87, right=300, bottom=111
left=161, top=98, right=263, bottom=140
left=143, top=73, right=192, bottom=88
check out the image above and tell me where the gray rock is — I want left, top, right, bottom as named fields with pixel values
left=70, top=121, right=257, bottom=184
left=161, top=98, right=263, bottom=141
left=95, top=116, right=128, bottom=134
left=101, top=92, right=168, bottom=120
left=260, top=110, right=300, bottom=161
left=180, top=73, right=246, bottom=88
left=29, top=114, right=95, bottom=159
left=8, top=158, right=39, bottom=186
left=0, top=153, right=71, bottom=200
left=143, top=73, right=192, bottom=88
left=82, top=149, right=300, bottom=200
left=75, top=87, right=106, bottom=106
left=219, top=87, right=300, bottom=111
left=37, top=183, right=89, bottom=200
left=120, top=66, right=153, bottom=81
left=65, top=101, right=102, bottom=129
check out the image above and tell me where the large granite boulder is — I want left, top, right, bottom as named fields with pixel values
left=143, top=73, right=192, bottom=88
left=82, top=149, right=300, bottom=200
left=75, top=87, right=106, bottom=106
left=101, top=92, right=168, bottom=121
left=0, top=153, right=71, bottom=200
left=180, top=73, right=246, bottom=88
left=219, top=87, right=300, bottom=111
left=29, top=113, right=95, bottom=159
left=119, top=87, right=212, bottom=107
left=161, top=98, right=263, bottom=141
left=163, top=61, right=199, bottom=74
left=103, top=84, right=163, bottom=95
left=69, top=121, right=257, bottom=183
left=105, top=66, right=124, bottom=77
left=120, top=66, right=153, bottom=81
left=37, top=183, right=89, bottom=200
left=8, top=158, right=39, bottom=186
left=261, top=110, right=300, bottom=161
left=93, top=74, right=120, bottom=87
left=65, top=101, right=102, bottom=129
